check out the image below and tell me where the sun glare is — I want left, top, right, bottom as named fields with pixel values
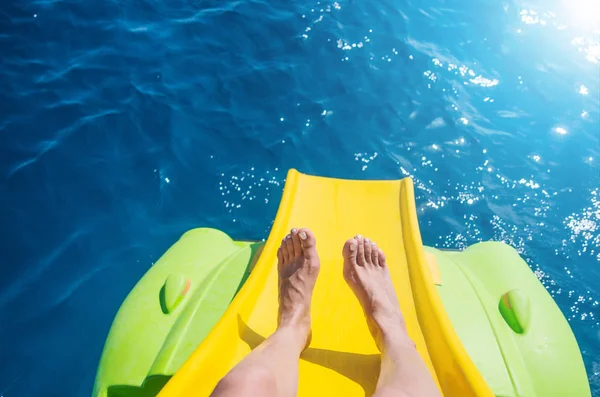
left=564, top=0, right=600, bottom=29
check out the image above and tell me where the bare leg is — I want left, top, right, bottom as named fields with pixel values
left=211, top=228, right=320, bottom=397
left=342, top=235, right=442, bottom=397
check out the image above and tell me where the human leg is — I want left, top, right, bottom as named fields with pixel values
left=342, top=235, right=441, bottom=397
left=211, top=228, right=320, bottom=397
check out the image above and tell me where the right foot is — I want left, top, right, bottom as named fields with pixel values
left=276, top=228, right=320, bottom=351
left=342, top=235, right=412, bottom=352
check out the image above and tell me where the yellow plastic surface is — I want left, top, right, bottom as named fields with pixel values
left=158, top=170, right=494, bottom=397
left=426, top=251, right=443, bottom=286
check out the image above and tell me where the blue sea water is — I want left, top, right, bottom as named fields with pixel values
left=1, top=0, right=599, bottom=395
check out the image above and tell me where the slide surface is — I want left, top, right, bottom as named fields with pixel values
left=158, top=170, right=493, bottom=397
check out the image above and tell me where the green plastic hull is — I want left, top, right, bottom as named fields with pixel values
left=93, top=228, right=261, bottom=397
left=93, top=230, right=590, bottom=397
left=429, top=243, right=590, bottom=397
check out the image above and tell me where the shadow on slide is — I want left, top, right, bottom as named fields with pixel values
left=237, top=315, right=381, bottom=397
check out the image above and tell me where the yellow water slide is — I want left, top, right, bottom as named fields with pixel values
left=158, top=170, right=494, bottom=397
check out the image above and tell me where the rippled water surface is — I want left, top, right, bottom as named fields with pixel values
left=1, top=0, right=599, bottom=395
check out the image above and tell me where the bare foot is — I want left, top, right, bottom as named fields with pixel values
left=276, top=228, right=320, bottom=350
left=342, top=235, right=411, bottom=352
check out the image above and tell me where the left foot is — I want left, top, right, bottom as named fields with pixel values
left=277, top=228, right=320, bottom=350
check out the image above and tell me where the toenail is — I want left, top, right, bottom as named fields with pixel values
left=372, top=242, right=377, bottom=247
left=286, top=234, right=291, bottom=240
left=365, top=238, right=370, bottom=243
left=356, top=234, right=363, bottom=240
left=291, top=228, right=297, bottom=234
left=349, top=242, right=357, bottom=251
left=299, top=231, right=307, bottom=240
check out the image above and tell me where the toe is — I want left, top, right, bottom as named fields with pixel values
left=355, top=235, right=366, bottom=266
left=277, top=247, right=284, bottom=264
left=281, top=238, right=290, bottom=262
left=298, top=228, right=318, bottom=260
left=284, top=234, right=295, bottom=257
left=371, top=241, right=380, bottom=266
left=342, top=238, right=358, bottom=264
left=342, top=238, right=358, bottom=283
left=377, top=248, right=387, bottom=267
left=291, top=228, right=302, bottom=258
left=364, top=238, right=373, bottom=265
